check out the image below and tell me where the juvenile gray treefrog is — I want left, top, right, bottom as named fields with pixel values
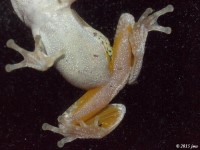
left=6, top=0, right=174, bottom=147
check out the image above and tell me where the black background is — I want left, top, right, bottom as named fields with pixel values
left=0, top=0, right=199, bottom=150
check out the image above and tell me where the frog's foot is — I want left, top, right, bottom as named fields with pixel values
left=42, top=104, right=125, bottom=148
left=5, top=35, right=65, bottom=72
left=128, top=5, right=174, bottom=84
left=137, top=4, right=174, bottom=34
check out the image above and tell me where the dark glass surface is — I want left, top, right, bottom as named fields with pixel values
left=0, top=0, right=199, bottom=150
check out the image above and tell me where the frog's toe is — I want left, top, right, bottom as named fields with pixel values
left=138, top=8, right=154, bottom=22
left=42, top=123, right=52, bottom=131
left=5, top=39, right=30, bottom=72
left=42, top=123, right=62, bottom=134
left=5, top=62, right=26, bottom=72
left=154, top=5, right=174, bottom=17
left=151, top=26, right=172, bottom=34
left=57, top=137, right=77, bottom=148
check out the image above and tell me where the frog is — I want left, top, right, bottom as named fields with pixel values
left=6, top=0, right=174, bottom=148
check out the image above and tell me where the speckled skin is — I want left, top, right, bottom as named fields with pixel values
left=6, top=0, right=174, bottom=147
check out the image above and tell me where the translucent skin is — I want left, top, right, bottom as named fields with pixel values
left=7, top=0, right=174, bottom=147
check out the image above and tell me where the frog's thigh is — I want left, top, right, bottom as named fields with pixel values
left=109, top=13, right=135, bottom=73
left=114, top=13, right=146, bottom=85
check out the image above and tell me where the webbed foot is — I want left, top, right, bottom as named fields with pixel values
left=128, top=5, right=174, bottom=84
left=137, top=5, right=174, bottom=34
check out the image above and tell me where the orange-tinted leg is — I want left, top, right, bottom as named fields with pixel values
left=42, top=14, right=134, bottom=147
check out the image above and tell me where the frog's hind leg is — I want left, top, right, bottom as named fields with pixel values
left=128, top=5, right=174, bottom=84
left=42, top=15, right=133, bottom=147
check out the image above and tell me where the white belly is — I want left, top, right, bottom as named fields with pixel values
left=37, top=10, right=110, bottom=89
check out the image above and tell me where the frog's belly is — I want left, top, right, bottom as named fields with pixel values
left=55, top=52, right=110, bottom=90
left=37, top=11, right=110, bottom=89
left=41, top=27, right=111, bottom=89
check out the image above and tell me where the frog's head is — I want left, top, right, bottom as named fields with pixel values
left=10, top=0, right=73, bottom=27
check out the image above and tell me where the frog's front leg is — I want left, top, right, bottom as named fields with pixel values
left=5, top=35, right=65, bottom=72
left=128, top=5, right=174, bottom=84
